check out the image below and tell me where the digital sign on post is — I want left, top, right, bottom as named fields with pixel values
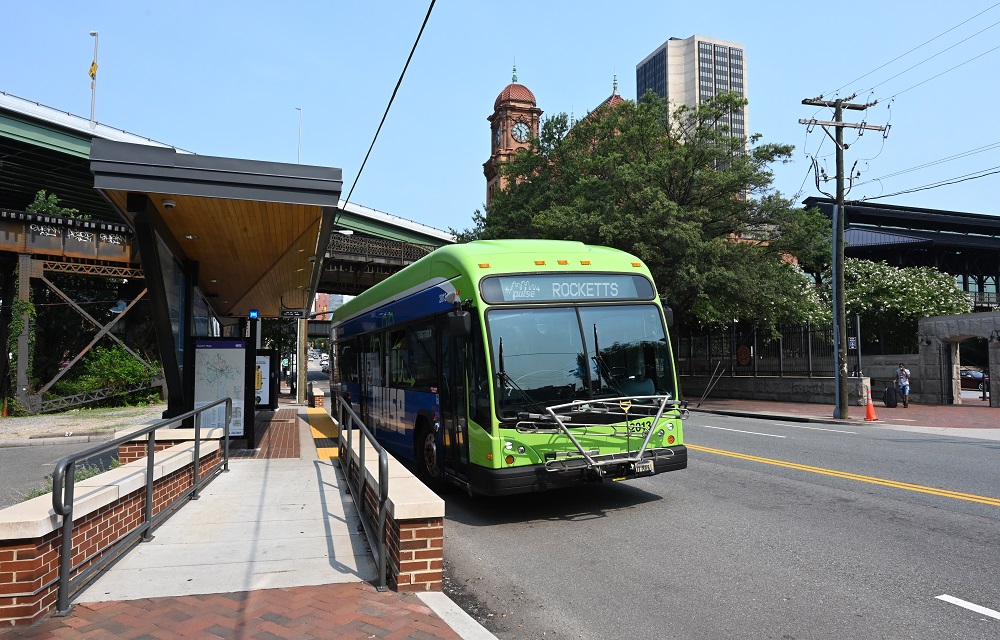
left=480, top=274, right=655, bottom=304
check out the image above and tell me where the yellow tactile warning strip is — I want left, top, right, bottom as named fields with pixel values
left=690, top=444, right=1000, bottom=507
left=303, top=408, right=340, bottom=460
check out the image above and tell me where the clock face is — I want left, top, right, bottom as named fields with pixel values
left=512, top=121, right=531, bottom=143
left=494, top=125, right=501, bottom=148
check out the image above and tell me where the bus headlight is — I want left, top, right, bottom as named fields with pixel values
left=517, top=446, right=525, bottom=454
left=505, top=441, right=513, bottom=450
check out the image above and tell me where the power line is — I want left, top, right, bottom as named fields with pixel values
left=862, top=16, right=1000, bottom=94
left=826, top=2, right=1000, bottom=98
left=856, top=140, right=1000, bottom=187
left=342, top=0, right=436, bottom=209
left=886, top=42, right=1000, bottom=99
left=860, top=164, right=1000, bottom=201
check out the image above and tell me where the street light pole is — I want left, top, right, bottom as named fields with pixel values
left=89, top=31, right=99, bottom=127
left=296, top=107, right=302, bottom=164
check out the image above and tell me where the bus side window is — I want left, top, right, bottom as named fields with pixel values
left=406, top=322, right=437, bottom=392
left=389, top=329, right=412, bottom=387
left=468, top=314, right=491, bottom=430
left=338, top=342, right=357, bottom=383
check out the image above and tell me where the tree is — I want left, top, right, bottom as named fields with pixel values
left=25, top=189, right=87, bottom=220
left=261, top=318, right=297, bottom=362
left=458, top=91, right=831, bottom=334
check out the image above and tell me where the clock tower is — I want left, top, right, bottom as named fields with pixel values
left=484, top=67, right=542, bottom=208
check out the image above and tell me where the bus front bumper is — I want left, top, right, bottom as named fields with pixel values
left=466, top=445, right=687, bottom=496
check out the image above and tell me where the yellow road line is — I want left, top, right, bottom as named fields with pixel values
left=688, top=444, right=1000, bottom=507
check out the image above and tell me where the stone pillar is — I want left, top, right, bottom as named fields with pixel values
left=989, top=335, right=1000, bottom=408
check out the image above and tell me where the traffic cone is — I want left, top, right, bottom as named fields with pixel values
left=864, top=388, right=879, bottom=421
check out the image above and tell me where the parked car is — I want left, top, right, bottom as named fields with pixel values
left=321, top=362, right=330, bottom=374
left=960, top=369, right=990, bottom=391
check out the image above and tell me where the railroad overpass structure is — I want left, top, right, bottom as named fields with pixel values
left=0, top=91, right=453, bottom=419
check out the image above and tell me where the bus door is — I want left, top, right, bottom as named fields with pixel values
left=440, top=321, right=469, bottom=478
left=360, top=333, right=384, bottom=432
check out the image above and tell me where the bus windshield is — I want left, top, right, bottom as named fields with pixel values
left=487, top=304, right=675, bottom=419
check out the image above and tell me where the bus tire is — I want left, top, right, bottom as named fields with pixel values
left=415, top=422, right=443, bottom=489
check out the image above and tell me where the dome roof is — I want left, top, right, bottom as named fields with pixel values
left=494, top=83, right=536, bottom=110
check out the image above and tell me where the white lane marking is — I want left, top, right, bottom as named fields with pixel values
left=936, top=594, right=1000, bottom=620
left=699, top=425, right=786, bottom=438
left=771, top=422, right=857, bottom=434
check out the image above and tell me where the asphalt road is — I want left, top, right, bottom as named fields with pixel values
left=0, top=442, right=117, bottom=509
left=442, top=412, right=1000, bottom=639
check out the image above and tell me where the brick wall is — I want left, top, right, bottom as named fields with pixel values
left=118, top=441, right=178, bottom=463
left=0, top=449, right=220, bottom=627
left=388, top=518, right=444, bottom=591
left=349, top=453, right=443, bottom=592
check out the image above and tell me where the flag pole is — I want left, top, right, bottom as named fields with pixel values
left=89, top=31, right=99, bottom=128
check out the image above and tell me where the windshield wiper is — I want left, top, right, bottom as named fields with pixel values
left=592, top=324, right=627, bottom=397
left=497, top=336, right=545, bottom=413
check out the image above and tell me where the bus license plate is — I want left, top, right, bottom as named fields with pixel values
left=635, top=460, right=654, bottom=475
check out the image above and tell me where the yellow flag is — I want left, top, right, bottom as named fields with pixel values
left=89, top=61, right=98, bottom=80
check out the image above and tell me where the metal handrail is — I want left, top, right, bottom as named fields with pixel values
left=335, top=395, right=389, bottom=592
left=50, top=397, right=232, bottom=616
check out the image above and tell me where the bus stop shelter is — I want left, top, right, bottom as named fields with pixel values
left=89, top=138, right=344, bottom=428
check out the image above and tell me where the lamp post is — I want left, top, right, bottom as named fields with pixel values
left=89, top=31, right=99, bottom=127
left=296, top=107, right=302, bottom=164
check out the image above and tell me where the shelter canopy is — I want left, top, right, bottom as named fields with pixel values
left=91, top=139, right=343, bottom=319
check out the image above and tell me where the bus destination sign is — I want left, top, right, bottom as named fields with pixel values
left=481, top=274, right=654, bottom=303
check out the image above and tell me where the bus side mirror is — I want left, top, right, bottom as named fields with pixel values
left=662, top=303, right=674, bottom=328
left=448, top=310, right=471, bottom=336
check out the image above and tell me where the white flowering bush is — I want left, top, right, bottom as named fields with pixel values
left=842, top=259, right=971, bottom=322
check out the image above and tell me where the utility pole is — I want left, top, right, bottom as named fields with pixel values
left=800, top=96, right=886, bottom=419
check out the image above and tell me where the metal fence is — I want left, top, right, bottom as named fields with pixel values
left=676, top=322, right=918, bottom=378
left=51, top=398, right=231, bottom=615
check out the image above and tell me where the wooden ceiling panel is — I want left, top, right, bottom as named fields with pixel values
left=99, top=189, right=322, bottom=318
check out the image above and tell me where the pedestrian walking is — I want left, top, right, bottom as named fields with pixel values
left=896, top=362, right=911, bottom=408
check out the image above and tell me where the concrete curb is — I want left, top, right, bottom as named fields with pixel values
left=417, top=592, right=499, bottom=640
left=0, top=432, right=114, bottom=448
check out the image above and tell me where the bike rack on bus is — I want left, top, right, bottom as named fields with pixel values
left=335, top=395, right=389, bottom=592
left=514, top=395, right=688, bottom=473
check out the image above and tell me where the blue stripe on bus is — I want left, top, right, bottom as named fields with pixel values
left=338, top=380, right=438, bottom=463
left=335, top=283, right=454, bottom=337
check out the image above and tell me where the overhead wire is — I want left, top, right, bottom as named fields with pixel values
left=860, top=165, right=1000, bottom=201
left=856, top=140, right=1000, bottom=187
left=885, top=42, right=1000, bottom=99
left=825, top=2, right=1000, bottom=98
left=341, top=0, right=436, bottom=209
left=862, top=16, right=1000, bottom=94
left=809, top=6, right=1000, bottom=207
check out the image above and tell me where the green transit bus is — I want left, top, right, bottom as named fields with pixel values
left=330, top=239, right=687, bottom=496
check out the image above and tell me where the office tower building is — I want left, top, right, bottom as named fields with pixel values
left=636, top=34, right=747, bottom=140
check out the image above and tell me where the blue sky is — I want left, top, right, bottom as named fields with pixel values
left=5, top=1, right=1000, bottom=233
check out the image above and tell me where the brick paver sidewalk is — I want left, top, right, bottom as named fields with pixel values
left=0, top=583, right=463, bottom=639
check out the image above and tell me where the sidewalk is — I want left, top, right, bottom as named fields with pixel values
left=1, top=394, right=496, bottom=640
